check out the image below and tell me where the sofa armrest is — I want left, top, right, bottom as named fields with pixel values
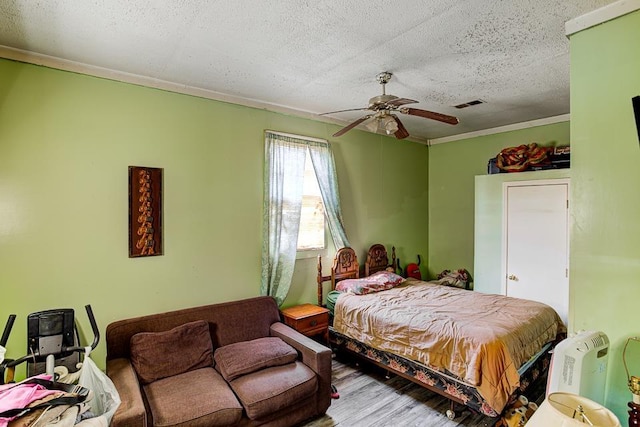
left=270, top=322, right=332, bottom=414
left=107, top=358, right=147, bottom=427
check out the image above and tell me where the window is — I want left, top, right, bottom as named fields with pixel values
left=297, top=151, right=325, bottom=252
left=261, top=130, right=349, bottom=305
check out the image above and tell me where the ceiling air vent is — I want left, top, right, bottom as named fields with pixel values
left=454, top=99, right=485, bottom=109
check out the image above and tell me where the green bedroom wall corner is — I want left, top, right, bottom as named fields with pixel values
left=427, top=122, right=570, bottom=281
left=569, top=9, right=640, bottom=422
left=299, top=133, right=431, bottom=299
left=0, top=58, right=429, bottom=374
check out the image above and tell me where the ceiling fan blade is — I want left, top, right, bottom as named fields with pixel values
left=391, top=115, right=410, bottom=139
left=400, top=107, right=459, bottom=125
left=320, top=107, right=370, bottom=116
left=333, top=115, right=373, bottom=137
left=386, top=97, right=418, bottom=107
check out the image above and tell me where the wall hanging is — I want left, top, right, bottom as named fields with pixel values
left=128, top=166, right=163, bottom=257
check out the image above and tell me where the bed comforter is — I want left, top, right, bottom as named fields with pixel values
left=332, top=278, right=566, bottom=413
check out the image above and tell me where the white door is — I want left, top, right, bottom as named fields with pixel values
left=503, top=180, right=569, bottom=324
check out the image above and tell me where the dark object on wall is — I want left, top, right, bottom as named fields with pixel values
left=487, top=157, right=502, bottom=174
left=547, top=146, right=570, bottom=170
left=129, top=166, right=163, bottom=257
left=633, top=96, right=640, bottom=144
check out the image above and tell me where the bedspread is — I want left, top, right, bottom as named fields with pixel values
left=333, top=278, right=566, bottom=413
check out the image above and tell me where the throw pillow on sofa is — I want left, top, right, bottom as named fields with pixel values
left=130, top=320, right=213, bottom=384
left=214, top=337, right=298, bottom=381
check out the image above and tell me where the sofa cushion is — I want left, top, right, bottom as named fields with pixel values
left=143, top=367, right=242, bottom=427
left=130, top=320, right=213, bottom=384
left=214, top=337, right=298, bottom=381
left=229, top=361, right=317, bottom=420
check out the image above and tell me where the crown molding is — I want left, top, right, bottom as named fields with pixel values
left=566, top=0, right=640, bottom=36
left=1, top=45, right=431, bottom=144
left=428, top=114, right=570, bottom=145
left=0, top=45, right=345, bottom=123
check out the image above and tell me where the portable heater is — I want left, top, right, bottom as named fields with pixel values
left=547, top=330, right=610, bottom=405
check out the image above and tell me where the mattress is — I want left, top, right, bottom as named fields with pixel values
left=332, top=278, right=566, bottom=413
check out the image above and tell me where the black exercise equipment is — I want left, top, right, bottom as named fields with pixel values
left=0, top=304, right=99, bottom=385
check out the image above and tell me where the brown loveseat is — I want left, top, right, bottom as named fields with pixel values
left=105, top=296, right=332, bottom=427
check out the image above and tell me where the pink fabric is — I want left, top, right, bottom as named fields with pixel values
left=0, top=374, right=58, bottom=427
left=336, top=271, right=405, bottom=295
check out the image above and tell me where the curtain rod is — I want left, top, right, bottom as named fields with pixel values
left=265, top=130, right=328, bottom=144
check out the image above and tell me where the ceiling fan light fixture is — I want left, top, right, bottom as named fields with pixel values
left=364, top=118, right=380, bottom=132
left=382, top=116, right=398, bottom=134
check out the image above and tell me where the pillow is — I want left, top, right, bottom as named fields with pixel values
left=130, top=320, right=213, bottom=384
left=335, top=270, right=405, bottom=295
left=214, top=337, right=297, bottom=382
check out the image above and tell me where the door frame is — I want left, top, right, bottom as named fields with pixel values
left=500, top=178, right=570, bottom=296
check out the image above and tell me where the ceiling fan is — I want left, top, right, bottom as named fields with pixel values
left=322, top=72, right=459, bottom=139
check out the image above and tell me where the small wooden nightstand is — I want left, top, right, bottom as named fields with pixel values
left=281, top=303, right=329, bottom=343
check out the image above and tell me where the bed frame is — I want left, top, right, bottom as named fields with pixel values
left=330, top=330, right=551, bottom=419
left=318, top=244, right=554, bottom=420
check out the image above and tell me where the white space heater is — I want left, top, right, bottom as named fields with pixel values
left=547, top=330, right=610, bottom=404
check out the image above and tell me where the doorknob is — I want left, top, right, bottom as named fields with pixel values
left=508, top=274, right=519, bottom=281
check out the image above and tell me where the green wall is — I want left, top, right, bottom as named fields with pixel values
left=569, top=9, right=640, bottom=421
left=427, top=122, right=570, bottom=280
left=0, top=59, right=429, bottom=373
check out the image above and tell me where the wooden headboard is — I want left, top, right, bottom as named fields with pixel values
left=316, top=247, right=359, bottom=306
left=316, top=245, right=400, bottom=306
left=365, top=244, right=398, bottom=276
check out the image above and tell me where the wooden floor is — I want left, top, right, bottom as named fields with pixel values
left=301, top=352, right=546, bottom=427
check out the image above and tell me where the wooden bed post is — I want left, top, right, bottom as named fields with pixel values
left=317, top=255, right=323, bottom=307
left=391, top=246, right=398, bottom=274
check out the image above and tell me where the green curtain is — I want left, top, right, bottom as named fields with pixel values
left=261, top=132, right=306, bottom=306
left=308, top=140, right=350, bottom=249
left=261, top=132, right=350, bottom=306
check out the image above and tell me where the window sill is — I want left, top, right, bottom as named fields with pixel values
left=296, top=248, right=326, bottom=260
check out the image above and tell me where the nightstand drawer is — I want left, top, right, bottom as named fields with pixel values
left=289, top=312, right=328, bottom=334
left=280, top=304, right=330, bottom=340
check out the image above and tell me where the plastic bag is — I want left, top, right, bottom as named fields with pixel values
left=77, top=349, right=121, bottom=425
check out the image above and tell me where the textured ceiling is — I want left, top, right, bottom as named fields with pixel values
left=0, top=0, right=617, bottom=141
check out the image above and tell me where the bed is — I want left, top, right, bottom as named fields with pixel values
left=317, top=245, right=566, bottom=419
